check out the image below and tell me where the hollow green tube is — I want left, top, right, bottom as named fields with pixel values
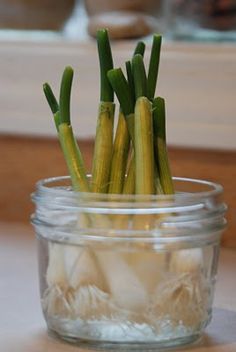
left=109, top=110, right=130, bottom=194
left=153, top=97, right=174, bottom=194
left=92, top=102, right=115, bottom=193
left=58, top=123, right=90, bottom=192
left=134, top=97, right=155, bottom=195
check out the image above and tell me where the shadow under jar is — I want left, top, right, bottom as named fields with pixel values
left=31, top=176, right=227, bottom=350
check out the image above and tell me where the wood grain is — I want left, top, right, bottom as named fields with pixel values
left=0, top=134, right=235, bottom=247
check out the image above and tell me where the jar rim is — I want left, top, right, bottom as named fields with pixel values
left=32, top=176, right=227, bottom=241
left=33, top=175, right=223, bottom=203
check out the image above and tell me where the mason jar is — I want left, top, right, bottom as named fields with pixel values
left=31, top=176, right=227, bottom=350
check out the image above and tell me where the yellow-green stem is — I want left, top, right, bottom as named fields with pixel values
left=154, top=164, right=164, bottom=194
left=156, top=139, right=174, bottom=194
left=134, top=97, right=155, bottom=195
left=92, top=102, right=115, bottom=193
left=123, top=156, right=135, bottom=195
left=126, top=113, right=135, bottom=142
left=153, top=97, right=174, bottom=194
left=109, top=110, right=130, bottom=194
left=58, top=123, right=90, bottom=192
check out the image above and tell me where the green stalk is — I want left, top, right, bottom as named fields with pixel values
left=97, top=29, right=114, bottom=102
left=135, top=97, right=155, bottom=194
left=58, top=123, right=90, bottom=192
left=134, top=41, right=146, bottom=57
left=132, top=54, right=147, bottom=100
left=108, top=60, right=147, bottom=194
left=92, top=29, right=115, bottom=193
left=43, top=67, right=89, bottom=192
left=125, top=42, right=146, bottom=106
left=53, top=111, right=61, bottom=132
left=125, top=61, right=135, bottom=105
left=59, top=66, right=73, bottom=125
left=107, top=68, right=133, bottom=117
left=122, top=43, right=147, bottom=194
left=107, top=68, right=135, bottom=141
left=43, top=83, right=59, bottom=114
left=123, top=156, right=135, bottom=195
left=92, top=102, right=115, bottom=193
left=153, top=97, right=174, bottom=194
left=43, top=83, right=60, bottom=131
left=125, top=54, right=148, bottom=193
left=109, top=110, right=130, bottom=194
left=154, top=164, right=164, bottom=195
left=147, top=35, right=162, bottom=100
left=43, top=84, right=87, bottom=185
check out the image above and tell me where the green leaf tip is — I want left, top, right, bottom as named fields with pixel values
left=132, top=54, right=147, bottom=99
left=97, top=28, right=114, bottom=102
left=43, top=82, right=59, bottom=115
left=59, top=66, right=74, bottom=125
left=147, top=34, right=162, bottom=100
left=153, top=96, right=166, bottom=141
left=107, top=68, right=134, bottom=116
left=125, top=60, right=135, bottom=104
left=133, top=41, right=146, bottom=57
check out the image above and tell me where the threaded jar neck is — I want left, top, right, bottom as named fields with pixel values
left=31, top=176, right=227, bottom=245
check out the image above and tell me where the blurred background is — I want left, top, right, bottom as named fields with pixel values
left=0, top=0, right=236, bottom=40
left=0, top=0, right=236, bottom=247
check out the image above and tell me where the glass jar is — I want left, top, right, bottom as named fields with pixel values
left=31, top=176, right=227, bottom=350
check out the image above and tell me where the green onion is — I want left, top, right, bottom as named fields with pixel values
left=107, top=68, right=133, bottom=117
left=92, top=102, right=115, bottom=193
left=132, top=54, right=147, bottom=100
left=92, top=30, right=115, bottom=193
left=135, top=97, right=155, bottom=194
left=108, top=68, right=135, bottom=141
left=44, top=68, right=89, bottom=192
left=125, top=60, right=135, bottom=105
left=109, top=110, right=130, bottom=194
left=97, top=29, right=114, bottom=102
left=43, top=83, right=59, bottom=114
left=147, top=35, right=162, bottom=100
left=43, top=31, right=174, bottom=197
left=134, top=41, right=146, bottom=57
left=125, top=41, right=146, bottom=106
left=59, top=66, right=73, bottom=125
left=153, top=97, right=174, bottom=194
left=53, top=111, right=61, bottom=132
left=122, top=41, right=147, bottom=194
left=154, top=164, right=164, bottom=195
left=58, top=123, right=90, bottom=192
left=123, top=156, right=135, bottom=195
left=43, top=83, right=60, bottom=131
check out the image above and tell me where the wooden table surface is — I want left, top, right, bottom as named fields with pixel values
left=1, top=222, right=236, bottom=352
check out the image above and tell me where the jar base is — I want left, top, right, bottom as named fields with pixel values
left=48, top=327, right=202, bottom=351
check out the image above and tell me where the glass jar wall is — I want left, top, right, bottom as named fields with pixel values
left=32, top=176, right=227, bottom=350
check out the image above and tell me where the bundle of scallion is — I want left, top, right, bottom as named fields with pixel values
left=42, top=29, right=204, bottom=325
left=44, top=29, right=173, bottom=197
